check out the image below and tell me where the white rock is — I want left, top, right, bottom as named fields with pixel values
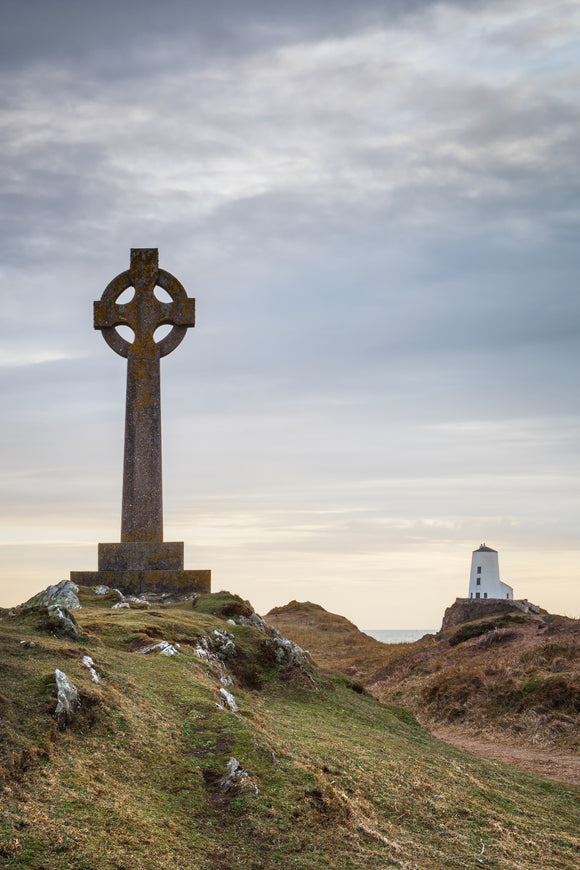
left=226, top=618, right=236, bottom=626
left=93, top=586, right=109, bottom=595
left=22, top=580, right=81, bottom=611
left=219, top=688, right=238, bottom=712
left=135, top=640, right=179, bottom=656
left=127, top=596, right=150, bottom=607
left=218, top=665, right=233, bottom=687
left=112, top=602, right=130, bottom=610
left=193, top=645, right=233, bottom=687
left=211, top=630, right=237, bottom=658
left=82, top=655, right=100, bottom=683
left=220, top=757, right=258, bottom=794
left=54, top=669, right=81, bottom=727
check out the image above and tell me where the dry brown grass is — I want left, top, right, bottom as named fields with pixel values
left=267, top=601, right=580, bottom=753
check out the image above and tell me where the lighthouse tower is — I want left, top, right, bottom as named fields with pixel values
left=468, top=544, right=513, bottom=600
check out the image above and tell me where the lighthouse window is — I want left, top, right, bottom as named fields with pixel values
left=484, top=593, right=487, bottom=598
left=477, top=566, right=481, bottom=574
left=476, top=578, right=480, bottom=585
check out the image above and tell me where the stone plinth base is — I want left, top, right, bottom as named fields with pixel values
left=72, top=539, right=210, bottom=596
left=70, top=569, right=211, bottom=597
left=98, top=541, right=184, bottom=571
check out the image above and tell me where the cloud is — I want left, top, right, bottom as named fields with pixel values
left=0, top=0, right=578, bottom=622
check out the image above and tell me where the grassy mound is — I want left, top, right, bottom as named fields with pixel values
left=267, top=602, right=580, bottom=751
left=0, top=588, right=578, bottom=869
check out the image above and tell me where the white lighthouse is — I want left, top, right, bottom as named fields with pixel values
left=468, top=544, right=513, bottom=600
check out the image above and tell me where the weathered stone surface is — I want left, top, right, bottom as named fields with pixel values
left=46, top=605, right=80, bottom=638
left=218, top=688, right=238, bottom=712
left=263, top=627, right=307, bottom=666
left=238, top=613, right=268, bottom=632
left=126, top=595, right=150, bottom=609
left=54, top=669, right=81, bottom=729
left=72, top=249, right=210, bottom=596
left=93, top=248, right=195, bottom=543
left=218, top=688, right=239, bottom=713
left=82, top=655, right=100, bottom=683
left=98, top=541, right=184, bottom=571
left=71, top=569, right=211, bottom=597
left=20, top=580, right=81, bottom=612
left=219, top=757, right=258, bottom=793
left=134, top=640, right=180, bottom=656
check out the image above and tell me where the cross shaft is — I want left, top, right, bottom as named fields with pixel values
left=94, top=249, right=195, bottom=542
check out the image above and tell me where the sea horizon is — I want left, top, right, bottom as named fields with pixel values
left=362, top=629, right=438, bottom=644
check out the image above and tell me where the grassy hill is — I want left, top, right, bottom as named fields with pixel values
left=266, top=601, right=580, bottom=752
left=1, top=587, right=579, bottom=869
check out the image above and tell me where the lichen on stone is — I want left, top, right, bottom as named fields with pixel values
left=134, top=640, right=180, bottom=656
left=54, top=669, right=81, bottom=729
left=20, top=580, right=81, bottom=612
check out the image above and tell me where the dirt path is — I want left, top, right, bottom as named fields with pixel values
left=429, top=727, right=580, bottom=786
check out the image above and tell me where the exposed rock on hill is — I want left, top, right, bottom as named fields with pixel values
left=441, top=596, right=546, bottom=630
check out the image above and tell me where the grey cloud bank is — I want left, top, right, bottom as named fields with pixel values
left=0, top=0, right=578, bottom=626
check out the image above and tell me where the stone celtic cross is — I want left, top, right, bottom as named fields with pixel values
left=94, top=248, right=195, bottom=543
left=72, top=249, right=211, bottom=596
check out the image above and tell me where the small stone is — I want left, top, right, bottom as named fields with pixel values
left=219, top=757, right=258, bottom=794
left=226, top=618, right=236, bottom=626
left=219, top=688, right=238, bottom=712
left=82, top=655, right=100, bottom=683
left=19, top=640, right=36, bottom=648
left=220, top=757, right=242, bottom=790
left=126, top=596, right=150, bottom=609
left=112, top=602, right=130, bottom=610
left=93, top=586, right=109, bottom=595
left=135, top=640, right=179, bottom=656
left=47, top=605, right=80, bottom=639
left=54, top=669, right=81, bottom=729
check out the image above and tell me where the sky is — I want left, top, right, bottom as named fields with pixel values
left=0, top=0, right=578, bottom=628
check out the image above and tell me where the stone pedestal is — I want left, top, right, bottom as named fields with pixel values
left=71, top=541, right=210, bottom=596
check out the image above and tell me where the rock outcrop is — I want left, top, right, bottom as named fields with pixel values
left=20, top=580, right=81, bottom=612
left=53, top=669, right=81, bottom=729
left=440, top=597, right=544, bottom=631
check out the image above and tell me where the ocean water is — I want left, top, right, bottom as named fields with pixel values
left=362, top=629, right=438, bottom=644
